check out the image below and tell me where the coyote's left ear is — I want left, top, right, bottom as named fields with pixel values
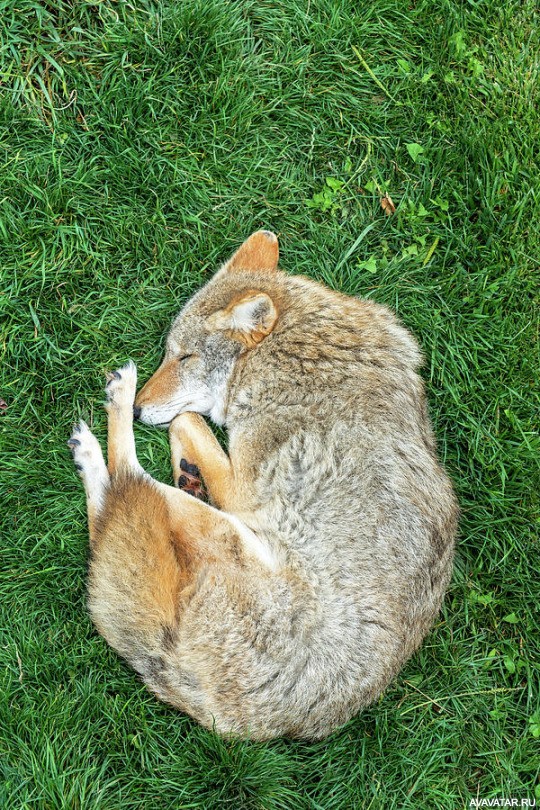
left=221, top=230, right=279, bottom=274
left=206, top=290, right=278, bottom=348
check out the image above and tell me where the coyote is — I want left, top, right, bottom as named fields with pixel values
left=69, top=231, right=458, bottom=740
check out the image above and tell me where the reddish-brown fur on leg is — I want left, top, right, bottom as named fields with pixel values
left=169, top=413, right=235, bottom=511
left=86, top=469, right=270, bottom=725
left=88, top=475, right=190, bottom=667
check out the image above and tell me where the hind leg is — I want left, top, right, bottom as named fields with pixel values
left=104, top=360, right=143, bottom=476
left=68, top=421, right=109, bottom=544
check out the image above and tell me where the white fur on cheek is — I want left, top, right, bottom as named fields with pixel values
left=139, top=387, right=215, bottom=425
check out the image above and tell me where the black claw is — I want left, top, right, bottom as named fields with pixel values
left=74, top=463, right=83, bottom=471
left=178, top=475, right=188, bottom=488
left=106, top=370, right=121, bottom=386
left=67, top=438, right=80, bottom=448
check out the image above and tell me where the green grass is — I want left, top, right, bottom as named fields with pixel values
left=1, top=0, right=539, bottom=807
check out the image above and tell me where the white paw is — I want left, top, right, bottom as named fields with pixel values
left=105, top=360, right=137, bottom=409
left=67, top=420, right=107, bottom=481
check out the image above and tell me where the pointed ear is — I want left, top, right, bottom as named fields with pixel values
left=206, top=290, right=278, bottom=348
left=221, top=230, right=279, bottom=274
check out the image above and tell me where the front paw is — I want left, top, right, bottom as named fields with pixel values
left=105, top=361, right=137, bottom=409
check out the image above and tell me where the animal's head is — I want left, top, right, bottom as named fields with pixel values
left=134, top=230, right=281, bottom=427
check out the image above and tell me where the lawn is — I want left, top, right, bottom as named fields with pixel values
left=1, top=0, right=539, bottom=807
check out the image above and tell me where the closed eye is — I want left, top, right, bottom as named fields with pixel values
left=178, top=353, right=195, bottom=362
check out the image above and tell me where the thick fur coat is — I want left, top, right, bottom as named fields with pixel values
left=70, top=231, right=458, bottom=740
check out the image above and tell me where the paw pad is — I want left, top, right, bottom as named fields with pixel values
left=178, top=458, right=206, bottom=501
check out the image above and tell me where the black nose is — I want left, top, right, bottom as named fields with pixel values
left=133, top=405, right=142, bottom=420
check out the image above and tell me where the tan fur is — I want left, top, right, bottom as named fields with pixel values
left=135, top=359, right=178, bottom=418
left=170, top=413, right=234, bottom=510
left=224, top=229, right=279, bottom=274
left=71, top=232, right=458, bottom=740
